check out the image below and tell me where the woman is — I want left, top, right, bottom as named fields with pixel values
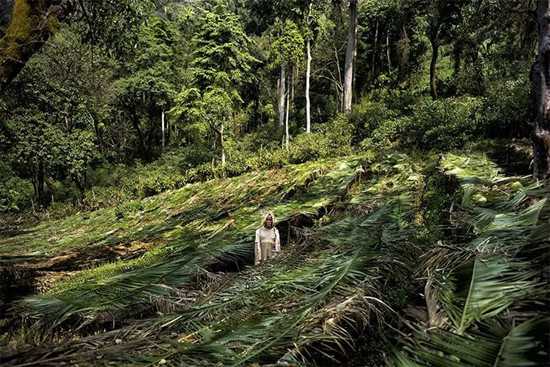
left=254, top=212, right=281, bottom=265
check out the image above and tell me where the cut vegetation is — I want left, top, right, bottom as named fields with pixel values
left=1, top=151, right=547, bottom=366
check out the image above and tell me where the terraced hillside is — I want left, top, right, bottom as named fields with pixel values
left=0, top=152, right=548, bottom=366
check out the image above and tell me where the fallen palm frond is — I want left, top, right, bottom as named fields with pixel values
left=390, top=152, right=550, bottom=366
left=393, top=318, right=550, bottom=367
left=1, top=153, right=428, bottom=366
left=438, top=257, right=538, bottom=334
left=4, top=151, right=547, bottom=367
left=13, top=158, right=365, bottom=328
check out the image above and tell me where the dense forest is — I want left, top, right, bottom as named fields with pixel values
left=0, top=0, right=549, bottom=366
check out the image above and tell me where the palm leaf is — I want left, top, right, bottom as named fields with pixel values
left=392, top=318, right=549, bottom=367
left=439, top=257, right=538, bottom=334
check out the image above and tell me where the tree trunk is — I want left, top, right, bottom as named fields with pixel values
left=161, top=110, right=165, bottom=151
left=343, top=0, right=358, bottom=114
left=0, top=0, right=70, bottom=93
left=533, top=1, right=550, bottom=180
left=278, top=64, right=286, bottom=126
left=334, top=46, right=343, bottom=112
left=285, top=74, right=290, bottom=149
left=291, top=65, right=295, bottom=103
left=386, top=29, right=392, bottom=73
left=372, top=19, right=379, bottom=78
left=220, top=123, right=226, bottom=165
left=430, top=39, right=439, bottom=100
left=305, top=37, right=312, bottom=133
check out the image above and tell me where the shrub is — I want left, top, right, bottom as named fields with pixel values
left=363, top=96, right=485, bottom=151
left=83, top=153, right=189, bottom=209
left=483, top=76, right=530, bottom=138
left=0, top=177, right=34, bottom=212
left=288, top=115, right=353, bottom=163
left=361, top=116, right=410, bottom=150
left=409, top=97, right=485, bottom=149
left=351, top=96, right=399, bottom=142
left=320, top=114, right=354, bottom=156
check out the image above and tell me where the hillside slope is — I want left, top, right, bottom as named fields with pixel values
left=0, top=151, right=548, bottom=366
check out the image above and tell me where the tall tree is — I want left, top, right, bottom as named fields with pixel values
left=0, top=0, right=70, bottom=92
left=278, top=64, right=286, bottom=127
left=172, top=3, right=257, bottom=164
left=272, top=19, right=303, bottom=148
left=115, top=15, right=182, bottom=161
left=305, top=0, right=313, bottom=133
left=425, top=0, right=464, bottom=100
left=533, top=0, right=550, bottom=180
left=343, top=0, right=358, bottom=113
left=0, top=0, right=152, bottom=93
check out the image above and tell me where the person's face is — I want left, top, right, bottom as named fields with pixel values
left=265, top=215, right=273, bottom=228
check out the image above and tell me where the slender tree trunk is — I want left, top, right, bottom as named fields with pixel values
left=334, top=46, right=343, bottom=112
left=306, top=37, right=312, bottom=133
left=372, top=19, right=379, bottom=78
left=343, top=0, right=358, bottom=114
left=430, top=39, right=439, bottom=100
left=290, top=65, right=295, bottom=103
left=533, top=0, right=550, bottom=179
left=305, top=1, right=313, bottom=132
left=220, top=123, right=226, bottom=165
left=278, top=64, right=286, bottom=126
left=386, top=29, right=392, bottom=73
left=285, top=76, right=290, bottom=149
left=161, top=110, right=165, bottom=151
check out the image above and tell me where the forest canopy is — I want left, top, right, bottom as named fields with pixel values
left=0, top=0, right=539, bottom=214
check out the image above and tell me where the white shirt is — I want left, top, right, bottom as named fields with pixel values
left=254, top=226, right=281, bottom=264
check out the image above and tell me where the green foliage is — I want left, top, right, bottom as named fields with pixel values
left=352, top=96, right=399, bottom=141
left=484, top=75, right=530, bottom=138
left=391, top=151, right=549, bottom=366
left=0, top=1, right=546, bottom=365
left=394, top=319, right=550, bottom=367
left=0, top=163, right=33, bottom=211
left=271, top=19, right=304, bottom=67
left=408, top=97, right=484, bottom=149
left=288, top=115, right=354, bottom=163
left=82, top=153, right=188, bottom=209
left=361, top=97, right=485, bottom=150
left=191, top=4, right=258, bottom=88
